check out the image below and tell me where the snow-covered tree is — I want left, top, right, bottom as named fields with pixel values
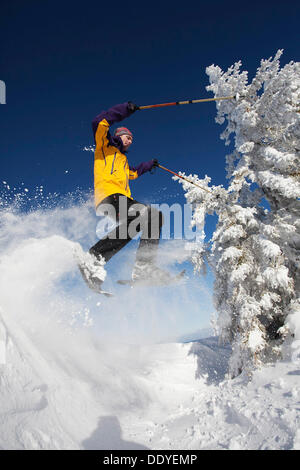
left=179, top=51, right=300, bottom=376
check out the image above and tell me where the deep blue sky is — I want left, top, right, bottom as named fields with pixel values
left=1, top=0, right=299, bottom=202
left=0, top=0, right=299, bottom=327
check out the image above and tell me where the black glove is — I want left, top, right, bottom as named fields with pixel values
left=150, top=159, right=159, bottom=174
left=128, top=101, right=140, bottom=113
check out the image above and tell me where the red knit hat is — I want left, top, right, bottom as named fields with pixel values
left=114, top=127, right=133, bottom=138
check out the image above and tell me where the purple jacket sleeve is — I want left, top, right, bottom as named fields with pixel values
left=129, top=160, right=155, bottom=177
left=92, top=102, right=132, bottom=137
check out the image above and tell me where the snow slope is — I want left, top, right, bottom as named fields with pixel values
left=0, top=195, right=299, bottom=450
left=1, top=311, right=300, bottom=450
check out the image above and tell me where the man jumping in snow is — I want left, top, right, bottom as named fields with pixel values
left=79, top=101, right=172, bottom=292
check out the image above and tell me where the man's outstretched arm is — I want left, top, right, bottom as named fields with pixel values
left=92, top=102, right=138, bottom=138
left=129, top=159, right=158, bottom=179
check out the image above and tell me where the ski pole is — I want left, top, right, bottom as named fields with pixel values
left=157, top=164, right=213, bottom=194
left=139, top=96, right=235, bottom=110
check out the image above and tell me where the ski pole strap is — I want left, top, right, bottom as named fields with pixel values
left=139, top=96, right=235, bottom=110
left=157, top=164, right=212, bottom=194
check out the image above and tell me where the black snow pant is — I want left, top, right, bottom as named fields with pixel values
left=89, top=194, right=163, bottom=265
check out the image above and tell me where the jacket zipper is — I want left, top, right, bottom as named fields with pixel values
left=102, top=135, right=107, bottom=165
left=124, top=161, right=129, bottom=190
left=111, top=152, right=117, bottom=174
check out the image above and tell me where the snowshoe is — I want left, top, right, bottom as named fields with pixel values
left=74, top=249, right=113, bottom=297
left=77, top=264, right=113, bottom=297
left=118, top=262, right=186, bottom=287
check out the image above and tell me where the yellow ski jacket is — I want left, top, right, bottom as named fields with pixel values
left=92, top=102, right=155, bottom=208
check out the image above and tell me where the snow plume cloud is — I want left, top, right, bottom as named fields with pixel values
left=0, top=187, right=213, bottom=352
left=0, top=186, right=215, bottom=449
